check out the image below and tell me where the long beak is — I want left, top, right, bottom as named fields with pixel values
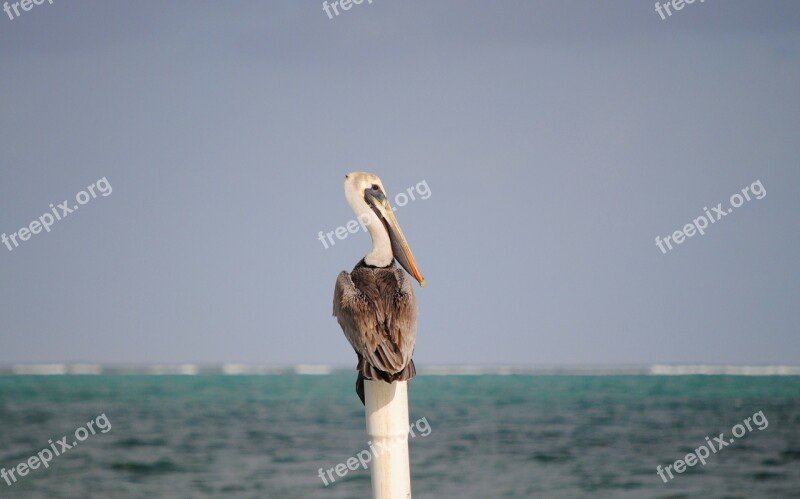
left=366, top=189, right=425, bottom=287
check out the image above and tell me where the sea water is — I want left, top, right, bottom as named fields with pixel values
left=0, top=374, right=798, bottom=498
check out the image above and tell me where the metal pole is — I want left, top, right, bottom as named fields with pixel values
left=364, top=379, right=411, bottom=499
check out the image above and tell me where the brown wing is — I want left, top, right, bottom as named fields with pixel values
left=333, top=266, right=417, bottom=376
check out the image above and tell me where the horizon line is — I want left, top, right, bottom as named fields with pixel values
left=1, top=363, right=799, bottom=376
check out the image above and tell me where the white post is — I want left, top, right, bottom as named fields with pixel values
left=364, top=379, right=411, bottom=499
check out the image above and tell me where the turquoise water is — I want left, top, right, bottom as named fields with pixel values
left=0, top=374, right=798, bottom=498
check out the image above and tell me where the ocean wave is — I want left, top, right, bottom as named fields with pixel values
left=649, top=364, right=800, bottom=375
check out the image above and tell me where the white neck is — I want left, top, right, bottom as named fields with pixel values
left=345, top=189, right=393, bottom=267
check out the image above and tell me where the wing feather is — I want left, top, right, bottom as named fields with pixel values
left=333, top=266, right=417, bottom=377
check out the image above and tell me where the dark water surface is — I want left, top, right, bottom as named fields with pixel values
left=0, top=374, right=798, bottom=498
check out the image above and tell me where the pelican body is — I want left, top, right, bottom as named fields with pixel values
left=333, top=172, right=425, bottom=404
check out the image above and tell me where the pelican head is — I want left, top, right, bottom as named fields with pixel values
left=344, top=172, right=425, bottom=287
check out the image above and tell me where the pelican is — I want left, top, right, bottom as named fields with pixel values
left=333, top=172, right=425, bottom=405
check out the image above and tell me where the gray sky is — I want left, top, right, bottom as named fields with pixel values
left=1, top=1, right=798, bottom=366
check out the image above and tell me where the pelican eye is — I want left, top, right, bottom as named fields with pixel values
left=371, top=184, right=380, bottom=191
